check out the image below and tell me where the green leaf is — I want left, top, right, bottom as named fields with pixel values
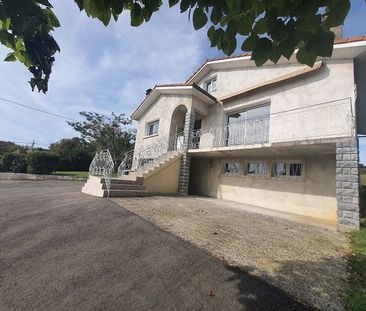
left=169, top=0, right=180, bottom=7
left=269, top=18, right=288, bottom=42
left=252, top=37, right=272, bottom=66
left=279, top=37, right=296, bottom=59
left=210, top=7, right=222, bottom=25
left=236, top=16, right=252, bottom=36
left=207, top=25, right=216, bottom=41
left=314, top=31, right=335, bottom=57
left=0, top=30, right=15, bottom=49
left=241, top=34, right=259, bottom=51
left=131, top=3, right=143, bottom=27
left=46, top=8, right=61, bottom=27
left=180, top=0, right=190, bottom=13
left=4, top=53, right=16, bottom=62
left=111, top=0, right=124, bottom=15
left=192, top=8, right=207, bottom=30
left=269, top=45, right=281, bottom=63
left=296, top=47, right=317, bottom=66
left=325, top=0, right=351, bottom=28
left=35, top=0, right=53, bottom=7
left=253, top=18, right=267, bottom=34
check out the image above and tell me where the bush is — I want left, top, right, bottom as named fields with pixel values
left=26, top=151, right=60, bottom=175
left=360, top=185, right=366, bottom=218
left=0, top=152, right=27, bottom=173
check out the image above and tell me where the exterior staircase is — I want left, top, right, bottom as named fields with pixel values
left=82, top=150, right=182, bottom=198
left=82, top=175, right=149, bottom=198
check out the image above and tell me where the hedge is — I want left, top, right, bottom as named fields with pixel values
left=26, top=151, right=60, bottom=175
left=0, top=152, right=27, bottom=173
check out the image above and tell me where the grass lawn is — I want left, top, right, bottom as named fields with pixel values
left=347, top=219, right=366, bottom=310
left=52, top=171, right=89, bottom=179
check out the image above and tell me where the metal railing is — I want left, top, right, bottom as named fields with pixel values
left=190, top=118, right=270, bottom=150
left=117, top=132, right=184, bottom=177
left=89, top=149, right=114, bottom=196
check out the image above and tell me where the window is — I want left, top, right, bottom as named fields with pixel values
left=228, top=104, right=270, bottom=125
left=205, top=77, right=217, bottom=93
left=274, top=162, right=287, bottom=176
left=227, top=104, right=270, bottom=145
left=273, top=160, right=304, bottom=179
left=223, top=162, right=240, bottom=175
left=147, top=120, right=159, bottom=136
left=246, top=162, right=267, bottom=176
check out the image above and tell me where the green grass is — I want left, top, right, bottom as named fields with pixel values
left=347, top=220, right=366, bottom=311
left=52, top=171, right=89, bottom=179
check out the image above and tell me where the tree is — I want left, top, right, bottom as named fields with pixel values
left=0, top=0, right=352, bottom=93
left=49, top=137, right=95, bottom=171
left=67, top=111, right=136, bottom=169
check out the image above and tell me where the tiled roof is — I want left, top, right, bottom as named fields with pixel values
left=186, top=35, right=366, bottom=82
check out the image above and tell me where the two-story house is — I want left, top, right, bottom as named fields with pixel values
left=83, top=35, right=366, bottom=232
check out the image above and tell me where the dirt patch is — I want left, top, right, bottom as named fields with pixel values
left=112, top=196, right=349, bottom=310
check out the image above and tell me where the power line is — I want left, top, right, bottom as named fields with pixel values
left=0, top=97, right=77, bottom=122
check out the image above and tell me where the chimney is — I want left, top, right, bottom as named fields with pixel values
left=145, top=88, right=152, bottom=96
left=331, top=25, right=343, bottom=39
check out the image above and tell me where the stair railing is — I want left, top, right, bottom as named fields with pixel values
left=117, top=132, right=184, bottom=177
left=89, top=149, right=114, bottom=197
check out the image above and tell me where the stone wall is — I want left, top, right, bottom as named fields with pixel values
left=178, top=112, right=195, bottom=194
left=336, top=138, right=360, bottom=231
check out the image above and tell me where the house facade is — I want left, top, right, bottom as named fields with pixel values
left=126, top=36, right=366, bottom=232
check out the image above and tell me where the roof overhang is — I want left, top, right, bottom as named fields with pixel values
left=186, top=37, right=366, bottom=84
left=131, top=84, right=217, bottom=120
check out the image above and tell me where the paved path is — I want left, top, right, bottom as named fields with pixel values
left=0, top=180, right=312, bottom=311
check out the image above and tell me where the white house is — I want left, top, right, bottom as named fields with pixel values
left=84, top=35, right=366, bottom=232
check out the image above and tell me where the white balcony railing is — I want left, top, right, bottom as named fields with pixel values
left=190, top=118, right=270, bottom=150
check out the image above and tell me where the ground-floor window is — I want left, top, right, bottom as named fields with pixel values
left=223, top=162, right=240, bottom=175
left=221, top=158, right=304, bottom=180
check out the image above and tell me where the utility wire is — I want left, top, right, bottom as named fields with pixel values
left=0, top=97, right=77, bottom=122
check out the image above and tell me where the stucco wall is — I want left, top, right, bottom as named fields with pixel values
left=189, top=154, right=337, bottom=222
left=143, top=157, right=181, bottom=194
left=197, top=59, right=356, bottom=143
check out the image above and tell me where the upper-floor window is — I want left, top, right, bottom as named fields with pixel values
left=205, top=77, right=217, bottom=93
left=227, top=104, right=270, bottom=125
left=146, top=120, right=159, bottom=136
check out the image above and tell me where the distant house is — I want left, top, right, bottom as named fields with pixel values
left=85, top=35, right=366, bottom=232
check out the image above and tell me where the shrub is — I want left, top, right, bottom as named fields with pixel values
left=26, top=151, right=60, bottom=175
left=360, top=185, right=366, bottom=218
left=0, top=152, right=27, bottom=173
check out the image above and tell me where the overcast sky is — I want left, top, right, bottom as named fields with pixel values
left=0, top=0, right=366, bottom=161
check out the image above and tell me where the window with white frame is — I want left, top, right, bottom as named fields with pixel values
left=273, top=160, right=303, bottom=179
left=205, top=77, right=217, bottom=93
left=223, top=161, right=240, bottom=175
left=146, top=120, right=159, bottom=136
left=246, top=161, right=267, bottom=176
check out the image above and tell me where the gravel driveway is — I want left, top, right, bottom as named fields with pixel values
left=0, top=180, right=312, bottom=311
left=113, top=196, right=349, bottom=310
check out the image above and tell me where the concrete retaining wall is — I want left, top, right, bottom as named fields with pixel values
left=0, top=172, right=86, bottom=181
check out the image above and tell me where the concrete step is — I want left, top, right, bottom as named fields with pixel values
left=104, top=189, right=149, bottom=197
left=102, top=183, right=145, bottom=190
left=100, top=177, right=143, bottom=185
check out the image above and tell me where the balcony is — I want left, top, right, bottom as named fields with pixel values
left=189, top=118, right=270, bottom=150
left=189, top=97, right=355, bottom=153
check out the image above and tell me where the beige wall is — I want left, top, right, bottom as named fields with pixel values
left=189, top=154, right=337, bottom=222
left=143, top=157, right=181, bottom=194
left=135, top=95, right=193, bottom=151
